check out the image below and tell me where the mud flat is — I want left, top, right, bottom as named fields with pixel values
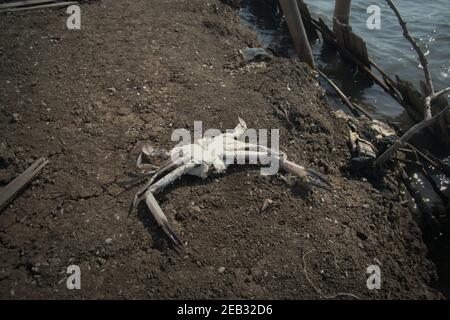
left=0, top=0, right=444, bottom=299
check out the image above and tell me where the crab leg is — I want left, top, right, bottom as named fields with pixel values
left=131, top=156, right=191, bottom=210
left=222, top=150, right=331, bottom=190
left=144, top=160, right=200, bottom=246
left=145, top=192, right=182, bottom=246
left=224, top=141, right=330, bottom=189
left=224, top=140, right=287, bottom=159
left=134, top=159, right=176, bottom=200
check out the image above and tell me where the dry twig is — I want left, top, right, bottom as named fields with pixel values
left=385, top=0, right=434, bottom=95
left=302, top=249, right=361, bottom=300
left=0, top=158, right=48, bottom=212
left=318, top=70, right=371, bottom=119
left=376, top=106, right=450, bottom=166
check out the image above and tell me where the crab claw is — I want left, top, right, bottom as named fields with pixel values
left=144, top=191, right=183, bottom=247
left=281, top=160, right=331, bottom=191
left=304, top=169, right=332, bottom=191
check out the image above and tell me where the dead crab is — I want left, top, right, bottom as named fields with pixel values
left=130, top=118, right=330, bottom=246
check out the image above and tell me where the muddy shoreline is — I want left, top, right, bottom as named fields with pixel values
left=0, top=0, right=444, bottom=299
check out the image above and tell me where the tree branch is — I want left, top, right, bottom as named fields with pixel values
left=375, top=105, right=450, bottom=166
left=385, top=0, right=434, bottom=95
left=433, top=86, right=450, bottom=99
left=317, top=70, right=372, bottom=119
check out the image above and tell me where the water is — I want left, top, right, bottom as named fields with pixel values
left=240, top=0, right=450, bottom=123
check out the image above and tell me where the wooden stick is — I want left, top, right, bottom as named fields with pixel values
left=279, top=0, right=316, bottom=68
left=302, top=249, right=361, bottom=300
left=406, top=143, right=450, bottom=176
left=375, top=106, right=450, bottom=166
left=405, top=144, right=438, bottom=168
left=424, top=86, right=450, bottom=118
left=0, top=1, right=77, bottom=12
left=370, top=60, right=403, bottom=97
left=334, top=0, right=352, bottom=26
left=340, top=46, right=403, bottom=103
left=433, top=86, right=450, bottom=99
left=385, top=0, right=434, bottom=95
left=318, top=69, right=371, bottom=118
left=0, top=158, right=48, bottom=213
left=351, top=101, right=373, bottom=120
left=0, top=0, right=54, bottom=9
left=392, top=157, right=423, bottom=167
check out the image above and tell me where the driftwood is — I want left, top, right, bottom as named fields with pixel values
left=425, top=87, right=450, bottom=118
left=0, top=0, right=52, bottom=9
left=333, top=19, right=370, bottom=68
left=375, top=106, right=450, bottom=166
left=396, top=77, right=427, bottom=122
left=0, top=158, right=48, bottom=213
left=296, top=0, right=318, bottom=39
left=333, top=0, right=352, bottom=26
left=279, top=0, right=315, bottom=68
left=395, top=76, right=449, bottom=146
left=0, top=1, right=77, bottom=12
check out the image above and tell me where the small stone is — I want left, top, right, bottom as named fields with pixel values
left=105, top=238, right=113, bottom=245
left=191, top=206, right=201, bottom=214
left=260, top=199, right=273, bottom=213
left=218, top=267, right=225, bottom=273
left=362, top=204, right=371, bottom=209
left=107, top=87, right=117, bottom=94
left=11, top=113, right=22, bottom=123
